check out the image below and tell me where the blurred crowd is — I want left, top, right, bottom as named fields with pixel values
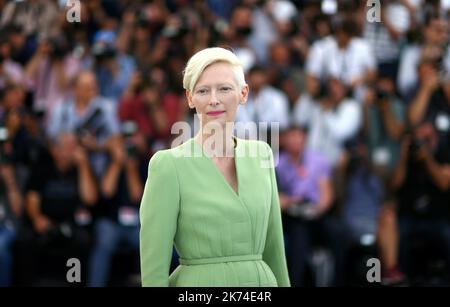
left=0, top=0, right=449, bottom=287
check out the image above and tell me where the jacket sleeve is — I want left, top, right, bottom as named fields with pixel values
left=261, top=143, right=291, bottom=287
left=139, top=150, right=180, bottom=286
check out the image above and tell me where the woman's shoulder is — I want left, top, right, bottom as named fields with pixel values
left=235, top=138, right=274, bottom=163
left=236, top=137, right=271, bottom=151
left=150, top=138, right=273, bottom=162
left=148, top=139, right=196, bottom=166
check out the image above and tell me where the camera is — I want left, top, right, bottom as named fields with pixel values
left=285, top=199, right=317, bottom=220
left=409, top=137, right=426, bottom=155
left=75, top=108, right=105, bottom=139
left=92, top=42, right=116, bottom=61
left=46, top=36, right=69, bottom=60
left=375, top=89, right=389, bottom=101
left=39, top=222, right=74, bottom=246
left=429, top=44, right=450, bottom=83
left=0, top=127, right=8, bottom=143
left=31, top=108, right=45, bottom=120
left=136, top=10, right=151, bottom=28
left=161, top=15, right=190, bottom=39
left=0, top=126, right=12, bottom=165
left=122, top=121, right=138, bottom=157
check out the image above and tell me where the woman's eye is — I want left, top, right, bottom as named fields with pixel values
left=197, top=89, right=208, bottom=94
left=220, top=87, right=232, bottom=92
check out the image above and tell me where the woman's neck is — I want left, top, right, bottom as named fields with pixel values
left=194, top=126, right=235, bottom=158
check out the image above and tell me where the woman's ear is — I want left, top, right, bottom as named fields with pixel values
left=239, top=84, right=249, bottom=105
left=185, top=90, right=195, bottom=109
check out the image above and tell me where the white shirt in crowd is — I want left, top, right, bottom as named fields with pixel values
left=306, top=36, right=377, bottom=87
left=363, top=1, right=411, bottom=64
left=235, top=85, right=290, bottom=139
left=292, top=94, right=362, bottom=167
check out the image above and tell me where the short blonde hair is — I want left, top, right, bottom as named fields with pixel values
left=183, top=47, right=246, bottom=92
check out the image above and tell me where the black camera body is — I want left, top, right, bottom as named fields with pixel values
left=430, top=44, right=449, bottom=82
left=75, top=108, right=105, bottom=139
left=39, top=222, right=74, bottom=247
left=409, top=137, right=426, bottom=155
left=375, top=89, right=389, bottom=102
left=47, top=36, right=69, bottom=60
left=92, top=42, right=116, bottom=61
left=122, top=121, right=138, bottom=157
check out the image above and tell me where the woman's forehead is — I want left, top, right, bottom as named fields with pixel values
left=196, top=63, right=237, bottom=86
left=202, top=61, right=234, bottom=75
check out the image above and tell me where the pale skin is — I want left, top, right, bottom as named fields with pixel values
left=185, top=62, right=249, bottom=195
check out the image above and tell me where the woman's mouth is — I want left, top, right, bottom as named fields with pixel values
left=206, top=111, right=226, bottom=116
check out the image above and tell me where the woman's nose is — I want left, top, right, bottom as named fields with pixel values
left=209, top=90, right=220, bottom=106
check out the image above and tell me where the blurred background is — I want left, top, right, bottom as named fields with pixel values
left=0, top=0, right=449, bottom=287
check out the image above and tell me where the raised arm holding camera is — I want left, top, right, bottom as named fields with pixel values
left=47, top=70, right=122, bottom=178
left=24, top=35, right=81, bottom=120
left=390, top=121, right=450, bottom=282
left=0, top=161, right=22, bottom=287
left=119, top=71, right=183, bottom=158
left=91, top=31, right=135, bottom=102
left=87, top=132, right=143, bottom=287
left=276, top=125, right=351, bottom=287
left=408, top=60, right=442, bottom=126
left=16, top=133, right=97, bottom=286
left=362, top=73, right=406, bottom=170
left=406, top=59, right=450, bottom=189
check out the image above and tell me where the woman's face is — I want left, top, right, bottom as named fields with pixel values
left=186, top=61, right=248, bottom=129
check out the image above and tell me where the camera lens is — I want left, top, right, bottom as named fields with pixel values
left=122, top=121, right=137, bottom=137
left=0, top=127, right=8, bottom=142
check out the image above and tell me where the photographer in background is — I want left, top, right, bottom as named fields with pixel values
left=16, top=133, right=97, bottom=286
left=235, top=65, right=290, bottom=144
left=276, top=125, right=349, bottom=286
left=363, top=73, right=406, bottom=172
left=24, top=34, right=81, bottom=122
left=292, top=77, right=362, bottom=168
left=119, top=72, right=182, bottom=160
left=47, top=70, right=121, bottom=179
left=361, top=72, right=408, bottom=285
left=305, top=17, right=377, bottom=102
left=391, top=121, right=450, bottom=283
left=47, top=70, right=142, bottom=286
left=397, top=10, right=450, bottom=100
left=0, top=85, right=26, bottom=165
left=0, top=28, right=29, bottom=91
left=0, top=125, right=23, bottom=287
left=90, top=30, right=135, bottom=102
left=87, top=121, right=143, bottom=287
left=0, top=87, right=30, bottom=265
left=408, top=59, right=450, bottom=159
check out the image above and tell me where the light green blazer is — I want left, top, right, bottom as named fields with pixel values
left=139, top=137, right=290, bottom=287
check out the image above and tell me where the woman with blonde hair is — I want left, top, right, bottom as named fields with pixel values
left=139, top=47, right=290, bottom=287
